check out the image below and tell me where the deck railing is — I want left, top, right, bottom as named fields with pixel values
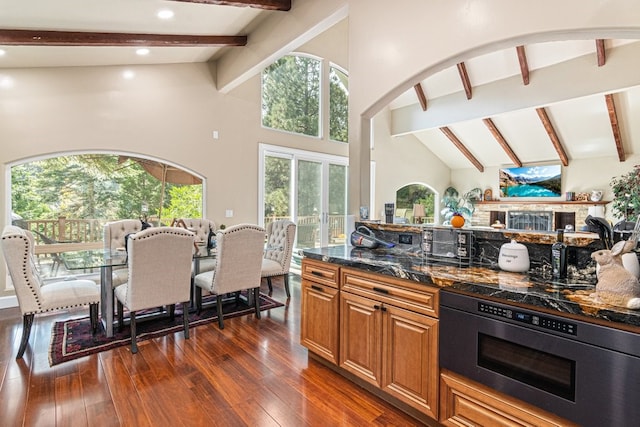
left=265, top=215, right=346, bottom=248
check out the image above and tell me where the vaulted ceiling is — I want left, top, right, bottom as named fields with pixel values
left=389, top=39, right=640, bottom=171
left=0, top=0, right=289, bottom=68
left=2, top=3, right=639, bottom=173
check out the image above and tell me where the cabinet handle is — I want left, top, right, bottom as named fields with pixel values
left=311, top=271, right=325, bottom=277
left=380, top=306, right=387, bottom=312
left=374, top=305, right=381, bottom=310
left=372, top=287, right=389, bottom=294
left=311, top=285, right=323, bottom=292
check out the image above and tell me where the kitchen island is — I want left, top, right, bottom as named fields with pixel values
left=302, top=245, right=640, bottom=329
left=301, top=245, right=640, bottom=426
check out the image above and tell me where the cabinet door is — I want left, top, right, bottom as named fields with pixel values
left=300, top=279, right=340, bottom=364
left=383, top=305, right=439, bottom=419
left=340, top=292, right=382, bottom=387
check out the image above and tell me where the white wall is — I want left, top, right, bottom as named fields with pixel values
left=371, top=108, right=450, bottom=221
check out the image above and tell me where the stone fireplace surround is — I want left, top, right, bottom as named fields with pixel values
left=472, top=201, right=610, bottom=231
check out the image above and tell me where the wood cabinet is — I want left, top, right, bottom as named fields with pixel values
left=440, top=370, right=578, bottom=427
left=300, top=258, right=340, bottom=365
left=340, top=267, right=439, bottom=420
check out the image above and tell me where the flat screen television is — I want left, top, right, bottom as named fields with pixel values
left=499, top=165, right=561, bottom=198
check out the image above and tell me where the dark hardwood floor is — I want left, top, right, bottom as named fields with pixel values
left=0, top=274, right=426, bottom=426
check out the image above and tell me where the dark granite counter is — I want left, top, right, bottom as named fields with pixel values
left=302, top=245, right=640, bottom=331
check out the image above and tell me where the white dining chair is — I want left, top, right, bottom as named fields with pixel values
left=1, top=225, right=100, bottom=359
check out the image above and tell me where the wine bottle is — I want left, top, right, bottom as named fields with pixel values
left=551, top=229, right=567, bottom=279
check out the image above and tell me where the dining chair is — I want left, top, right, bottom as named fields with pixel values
left=176, top=218, right=217, bottom=273
left=261, top=219, right=296, bottom=298
left=193, top=224, right=265, bottom=329
left=114, top=226, right=194, bottom=354
left=103, top=219, right=148, bottom=288
left=1, top=225, right=100, bottom=359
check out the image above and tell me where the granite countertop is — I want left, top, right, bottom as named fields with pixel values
left=302, top=245, right=640, bottom=330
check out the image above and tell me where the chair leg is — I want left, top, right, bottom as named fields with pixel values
left=254, top=287, right=261, bottom=319
left=266, top=277, right=273, bottom=294
left=195, top=286, right=203, bottom=315
left=117, top=300, right=124, bottom=332
left=182, top=302, right=190, bottom=339
left=90, top=303, right=98, bottom=334
left=216, top=295, right=225, bottom=329
left=16, top=313, right=34, bottom=359
left=284, top=274, right=291, bottom=298
left=169, top=304, right=175, bottom=322
left=130, top=311, right=138, bottom=354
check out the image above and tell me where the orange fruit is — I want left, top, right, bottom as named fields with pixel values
left=450, top=214, right=465, bottom=228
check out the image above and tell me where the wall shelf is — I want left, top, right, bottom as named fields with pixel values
left=477, top=200, right=610, bottom=206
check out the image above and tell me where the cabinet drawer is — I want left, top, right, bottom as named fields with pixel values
left=440, top=370, right=578, bottom=427
left=341, top=267, right=438, bottom=317
left=301, top=258, right=340, bottom=289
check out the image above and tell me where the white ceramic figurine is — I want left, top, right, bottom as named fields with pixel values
left=591, top=240, right=640, bottom=309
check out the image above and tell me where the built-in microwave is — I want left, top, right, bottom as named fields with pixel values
left=422, top=227, right=473, bottom=266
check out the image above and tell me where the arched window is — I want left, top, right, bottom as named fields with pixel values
left=9, top=153, right=203, bottom=278
left=261, top=54, right=349, bottom=143
left=262, top=54, right=321, bottom=137
left=395, top=183, right=436, bottom=224
left=329, top=64, right=348, bottom=143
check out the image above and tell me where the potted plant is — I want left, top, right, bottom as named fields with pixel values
left=441, top=186, right=482, bottom=225
left=611, top=165, right=640, bottom=222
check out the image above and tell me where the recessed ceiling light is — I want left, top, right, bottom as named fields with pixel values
left=157, top=9, right=174, bottom=20
left=122, top=70, right=135, bottom=80
left=136, top=48, right=150, bottom=56
left=0, top=49, right=5, bottom=56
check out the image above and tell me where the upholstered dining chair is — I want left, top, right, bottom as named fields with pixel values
left=103, top=219, right=149, bottom=288
left=1, top=225, right=100, bottom=359
left=261, top=220, right=296, bottom=298
left=114, top=227, right=194, bottom=354
left=176, top=218, right=217, bottom=273
left=193, top=224, right=265, bottom=329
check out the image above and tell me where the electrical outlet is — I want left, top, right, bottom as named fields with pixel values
left=398, top=234, right=413, bottom=244
left=225, top=209, right=233, bottom=218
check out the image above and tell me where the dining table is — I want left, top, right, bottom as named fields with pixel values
left=62, top=244, right=217, bottom=337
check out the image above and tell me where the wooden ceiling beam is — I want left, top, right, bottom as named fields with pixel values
left=482, top=118, right=523, bottom=167
left=440, top=127, right=484, bottom=172
left=456, top=62, right=473, bottom=100
left=414, top=83, right=427, bottom=111
left=0, top=29, right=247, bottom=47
left=516, top=45, right=530, bottom=85
left=605, top=93, right=626, bottom=162
left=535, top=107, right=569, bottom=166
left=596, top=39, right=606, bottom=67
left=166, top=0, right=291, bottom=10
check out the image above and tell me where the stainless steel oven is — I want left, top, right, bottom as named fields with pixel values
left=440, top=290, right=640, bottom=427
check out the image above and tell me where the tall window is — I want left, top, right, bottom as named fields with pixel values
left=259, top=144, right=348, bottom=251
left=261, top=54, right=349, bottom=143
left=329, top=65, right=348, bottom=143
left=261, top=55, right=321, bottom=137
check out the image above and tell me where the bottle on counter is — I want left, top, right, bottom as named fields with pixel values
left=551, top=229, right=568, bottom=279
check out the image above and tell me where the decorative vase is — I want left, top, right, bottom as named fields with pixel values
left=451, top=214, right=465, bottom=228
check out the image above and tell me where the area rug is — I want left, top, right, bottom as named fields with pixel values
left=49, top=293, right=283, bottom=366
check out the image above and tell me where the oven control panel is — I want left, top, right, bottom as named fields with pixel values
left=478, top=302, right=577, bottom=335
